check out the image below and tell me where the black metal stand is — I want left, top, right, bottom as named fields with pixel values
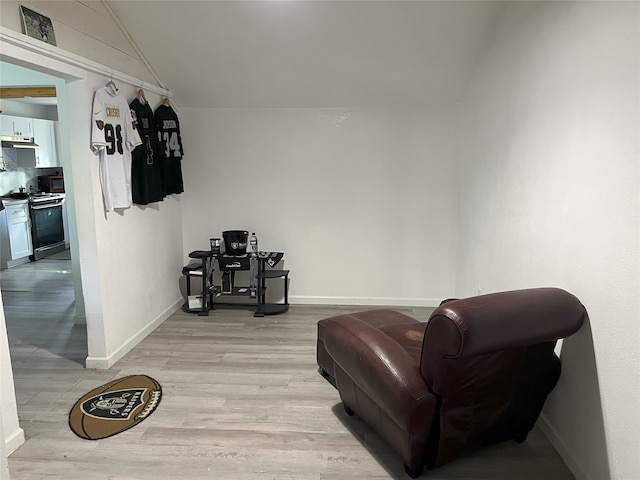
left=255, top=268, right=289, bottom=317
left=182, top=250, right=214, bottom=316
left=182, top=250, right=289, bottom=317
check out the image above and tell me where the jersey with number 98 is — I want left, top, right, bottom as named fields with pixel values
left=91, top=86, right=142, bottom=212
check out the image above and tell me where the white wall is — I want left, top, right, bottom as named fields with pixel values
left=63, top=74, right=184, bottom=369
left=457, top=2, right=639, bottom=479
left=180, top=106, right=459, bottom=306
left=0, top=40, right=184, bottom=366
left=0, top=1, right=184, bottom=467
left=0, top=293, right=24, bottom=457
left=0, top=0, right=157, bottom=85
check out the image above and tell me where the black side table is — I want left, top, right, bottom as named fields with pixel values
left=256, top=268, right=289, bottom=316
left=182, top=250, right=214, bottom=316
left=182, top=250, right=289, bottom=317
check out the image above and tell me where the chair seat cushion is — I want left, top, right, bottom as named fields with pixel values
left=379, top=323, right=428, bottom=364
left=317, top=309, right=422, bottom=383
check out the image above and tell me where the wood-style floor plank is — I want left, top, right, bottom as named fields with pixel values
left=2, top=253, right=575, bottom=479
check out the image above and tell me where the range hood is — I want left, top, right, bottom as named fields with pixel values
left=1, top=135, right=39, bottom=149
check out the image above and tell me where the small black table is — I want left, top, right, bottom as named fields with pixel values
left=182, top=250, right=289, bottom=317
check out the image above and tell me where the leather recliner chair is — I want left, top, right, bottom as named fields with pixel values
left=316, top=288, right=586, bottom=477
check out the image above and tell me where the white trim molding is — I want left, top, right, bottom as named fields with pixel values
left=85, top=298, right=182, bottom=369
left=289, top=295, right=442, bottom=308
left=0, top=26, right=171, bottom=98
left=4, top=426, right=24, bottom=457
left=538, top=414, right=586, bottom=480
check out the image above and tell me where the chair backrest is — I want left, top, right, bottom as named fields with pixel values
left=420, top=287, right=586, bottom=467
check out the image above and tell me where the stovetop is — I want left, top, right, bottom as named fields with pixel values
left=29, top=192, right=66, bottom=204
left=30, top=192, right=64, bottom=198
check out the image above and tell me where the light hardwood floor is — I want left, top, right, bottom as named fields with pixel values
left=2, top=254, right=575, bottom=480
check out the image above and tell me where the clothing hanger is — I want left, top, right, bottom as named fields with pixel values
left=162, top=97, right=171, bottom=106
left=105, top=77, right=119, bottom=94
left=137, top=88, right=147, bottom=105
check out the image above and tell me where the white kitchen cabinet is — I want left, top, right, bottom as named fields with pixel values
left=0, top=115, right=13, bottom=137
left=0, top=114, right=33, bottom=137
left=0, top=199, right=33, bottom=269
left=33, top=118, right=59, bottom=168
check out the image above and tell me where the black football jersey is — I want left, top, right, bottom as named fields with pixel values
left=129, top=98, right=164, bottom=205
left=154, top=104, right=184, bottom=196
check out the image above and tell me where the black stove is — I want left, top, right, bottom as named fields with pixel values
left=28, top=192, right=66, bottom=260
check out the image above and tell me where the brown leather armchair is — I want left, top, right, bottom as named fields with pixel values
left=316, top=288, right=586, bottom=477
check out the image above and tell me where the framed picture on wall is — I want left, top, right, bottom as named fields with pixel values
left=20, top=5, right=57, bottom=46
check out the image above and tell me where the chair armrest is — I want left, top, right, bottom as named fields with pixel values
left=424, top=287, right=586, bottom=360
left=323, top=317, right=436, bottom=428
left=439, top=298, right=459, bottom=306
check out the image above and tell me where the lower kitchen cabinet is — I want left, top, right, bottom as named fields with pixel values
left=0, top=200, right=33, bottom=269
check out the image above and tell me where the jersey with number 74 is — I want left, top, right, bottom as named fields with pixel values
left=154, top=104, right=184, bottom=195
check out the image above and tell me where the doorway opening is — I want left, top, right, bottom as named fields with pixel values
left=0, top=61, right=86, bottom=366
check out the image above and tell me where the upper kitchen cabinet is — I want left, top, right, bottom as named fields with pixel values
left=0, top=114, right=34, bottom=137
left=0, top=115, right=16, bottom=136
left=33, top=118, right=59, bottom=168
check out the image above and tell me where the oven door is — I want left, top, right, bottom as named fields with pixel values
left=30, top=202, right=64, bottom=250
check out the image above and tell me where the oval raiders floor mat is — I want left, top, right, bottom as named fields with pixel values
left=68, top=374, right=162, bottom=440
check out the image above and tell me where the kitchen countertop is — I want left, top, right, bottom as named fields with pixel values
left=0, top=196, right=28, bottom=204
left=1, top=193, right=66, bottom=201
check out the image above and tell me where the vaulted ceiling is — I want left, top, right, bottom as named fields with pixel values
left=106, top=1, right=504, bottom=108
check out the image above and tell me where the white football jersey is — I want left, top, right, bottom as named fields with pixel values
left=91, top=84, right=142, bottom=212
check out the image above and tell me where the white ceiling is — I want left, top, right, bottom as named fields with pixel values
left=107, top=1, right=503, bottom=109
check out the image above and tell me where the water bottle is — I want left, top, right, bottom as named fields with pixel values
left=249, top=232, right=258, bottom=298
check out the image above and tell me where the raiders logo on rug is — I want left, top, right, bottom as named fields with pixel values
left=69, top=374, right=162, bottom=440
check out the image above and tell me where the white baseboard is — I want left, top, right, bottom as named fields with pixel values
left=5, top=426, right=24, bottom=456
left=538, top=413, right=586, bottom=480
left=2, top=257, right=31, bottom=269
left=289, top=295, right=442, bottom=308
left=82, top=295, right=437, bottom=370
left=85, top=298, right=182, bottom=369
